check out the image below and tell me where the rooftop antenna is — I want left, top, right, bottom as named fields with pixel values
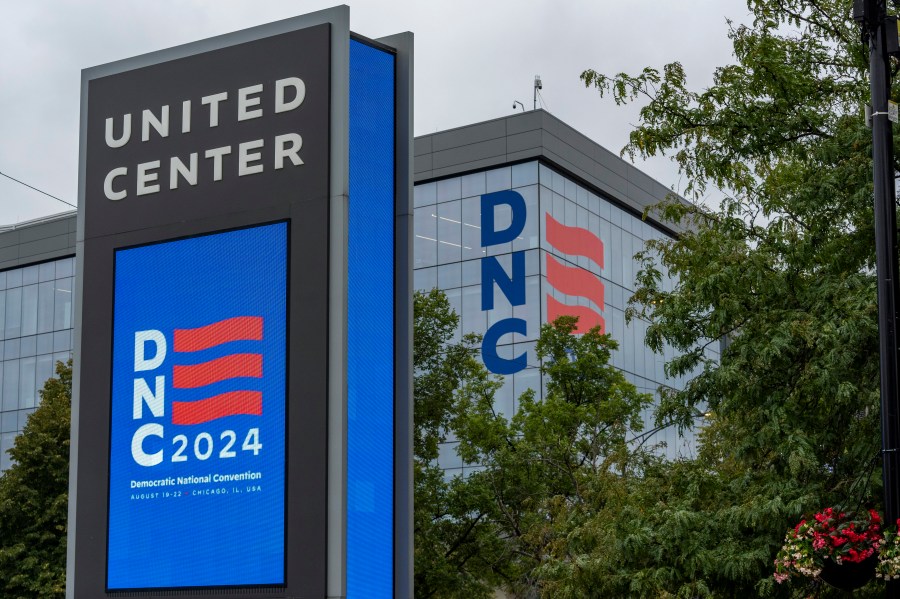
left=512, top=100, right=525, bottom=112
left=533, top=75, right=542, bottom=110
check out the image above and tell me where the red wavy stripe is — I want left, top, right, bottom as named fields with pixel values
left=172, top=353, right=262, bottom=389
left=171, top=391, right=262, bottom=425
left=545, top=213, right=604, bottom=269
left=173, top=316, right=263, bottom=353
left=547, top=294, right=605, bottom=334
left=546, top=254, right=605, bottom=311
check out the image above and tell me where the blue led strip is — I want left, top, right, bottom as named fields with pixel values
left=347, top=39, right=395, bottom=598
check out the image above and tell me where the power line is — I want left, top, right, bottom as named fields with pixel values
left=0, top=170, right=76, bottom=209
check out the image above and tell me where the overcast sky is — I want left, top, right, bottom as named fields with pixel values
left=0, top=0, right=751, bottom=225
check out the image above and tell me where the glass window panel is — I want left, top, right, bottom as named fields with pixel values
left=413, top=267, right=437, bottom=292
left=619, top=211, right=632, bottom=235
left=493, top=376, right=514, bottom=418
left=34, top=354, right=56, bottom=389
left=39, top=262, right=55, bottom=283
left=55, top=257, right=74, bottom=279
left=564, top=177, right=577, bottom=201
left=37, top=281, right=54, bottom=334
left=461, top=285, right=485, bottom=336
left=53, top=278, right=72, bottom=331
left=2, top=362, right=18, bottom=412
left=18, top=357, right=36, bottom=410
left=587, top=191, right=601, bottom=216
left=565, top=196, right=577, bottom=227
left=485, top=167, right=511, bottom=193
left=6, top=269, right=21, bottom=289
left=53, top=330, right=71, bottom=353
left=413, top=181, right=436, bottom=208
left=1, top=432, right=16, bottom=472
left=513, top=185, right=538, bottom=252
left=414, top=207, right=437, bottom=269
left=20, top=335, right=35, bottom=358
left=613, top=308, right=626, bottom=369
left=461, top=196, right=483, bottom=261
left=576, top=206, right=591, bottom=270
left=487, top=288, right=513, bottom=330
left=437, top=200, right=462, bottom=264
left=53, top=352, right=71, bottom=369
left=588, top=213, right=602, bottom=276
left=437, top=263, right=462, bottom=290
left=512, top=276, right=541, bottom=343
left=551, top=169, right=565, bottom=194
left=436, top=177, right=461, bottom=203
left=551, top=193, right=566, bottom=235
left=461, top=172, right=485, bottom=198
left=599, top=220, right=611, bottom=279
left=5, top=287, right=21, bottom=339
left=597, top=196, right=610, bottom=223
left=0, top=290, right=6, bottom=341
left=576, top=184, right=588, bottom=208
left=0, top=411, right=15, bottom=433
left=4, top=339, right=19, bottom=361
left=539, top=163, right=553, bottom=187
left=36, top=354, right=53, bottom=392
left=22, top=266, right=38, bottom=286
left=461, top=259, right=480, bottom=287
left=610, top=226, right=622, bottom=286
left=36, top=333, right=53, bottom=355
left=511, top=161, right=538, bottom=187
left=21, top=284, right=37, bottom=337
left=18, top=409, right=34, bottom=431
left=0, top=271, right=7, bottom=291
left=524, top=249, right=540, bottom=277
left=438, top=441, right=463, bottom=470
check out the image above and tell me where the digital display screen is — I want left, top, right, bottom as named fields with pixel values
left=347, top=38, right=395, bottom=597
left=106, top=222, right=287, bottom=590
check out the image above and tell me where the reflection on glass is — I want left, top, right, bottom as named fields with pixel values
left=19, top=357, right=35, bottom=410
left=5, top=288, right=21, bottom=339
left=21, top=285, right=37, bottom=337
left=38, top=281, right=54, bottom=334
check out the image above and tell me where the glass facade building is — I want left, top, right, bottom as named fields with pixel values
left=412, top=111, right=720, bottom=472
left=414, top=161, right=717, bottom=473
left=0, top=255, right=75, bottom=471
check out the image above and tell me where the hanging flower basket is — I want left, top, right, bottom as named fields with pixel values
left=819, top=555, right=877, bottom=591
left=774, top=508, right=883, bottom=588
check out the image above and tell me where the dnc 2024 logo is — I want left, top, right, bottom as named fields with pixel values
left=130, top=316, right=266, bottom=467
left=479, top=190, right=606, bottom=375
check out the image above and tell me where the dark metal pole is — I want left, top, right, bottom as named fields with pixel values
left=866, top=2, right=900, bottom=596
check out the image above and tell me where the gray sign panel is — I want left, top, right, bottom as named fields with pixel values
left=70, top=20, right=331, bottom=599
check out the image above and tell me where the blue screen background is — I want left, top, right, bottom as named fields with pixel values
left=348, top=39, right=395, bottom=598
left=107, top=223, right=287, bottom=590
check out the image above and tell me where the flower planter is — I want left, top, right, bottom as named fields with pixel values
left=819, top=555, right=877, bottom=591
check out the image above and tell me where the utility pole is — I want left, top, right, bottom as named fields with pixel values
left=854, top=1, right=900, bottom=596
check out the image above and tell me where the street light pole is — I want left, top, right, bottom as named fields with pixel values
left=856, top=1, right=900, bottom=596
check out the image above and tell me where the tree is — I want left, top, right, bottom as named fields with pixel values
left=568, top=0, right=888, bottom=596
left=449, top=317, right=652, bottom=598
left=413, top=289, right=508, bottom=598
left=0, top=360, right=71, bottom=598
